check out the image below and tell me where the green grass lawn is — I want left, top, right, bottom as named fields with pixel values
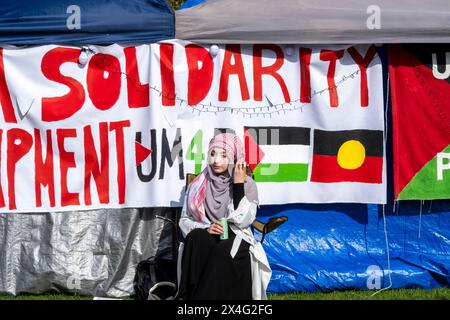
left=0, top=292, right=91, bottom=300
left=0, top=288, right=448, bottom=300
left=268, top=288, right=450, bottom=300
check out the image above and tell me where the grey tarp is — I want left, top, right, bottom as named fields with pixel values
left=175, top=0, right=450, bottom=43
left=0, top=208, right=179, bottom=297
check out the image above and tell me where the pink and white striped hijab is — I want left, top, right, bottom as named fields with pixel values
left=187, top=133, right=258, bottom=223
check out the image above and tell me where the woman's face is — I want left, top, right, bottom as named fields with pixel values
left=208, top=147, right=230, bottom=175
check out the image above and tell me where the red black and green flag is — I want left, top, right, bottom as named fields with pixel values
left=310, top=129, right=384, bottom=183
left=244, top=126, right=310, bottom=182
left=389, top=44, right=450, bottom=199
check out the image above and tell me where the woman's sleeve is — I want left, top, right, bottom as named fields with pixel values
left=233, top=183, right=245, bottom=210
left=178, top=186, right=209, bottom=238
left=227, top=195, right=258, bottom=229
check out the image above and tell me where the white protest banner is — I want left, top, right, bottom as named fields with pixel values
left=0, top=41, right=385, bottom=212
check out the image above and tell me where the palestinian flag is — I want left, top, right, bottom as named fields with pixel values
left=389, top=44, right=450, bottom=199
left=244, top=126, right=310, bottom=182
left=310, top=129, right=383, bottom=183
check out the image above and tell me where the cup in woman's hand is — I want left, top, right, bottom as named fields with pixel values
left=219, top=217, right=229, bottom=240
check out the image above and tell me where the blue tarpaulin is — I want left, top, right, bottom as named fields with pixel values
left=0, top=0, right=174, bottom=44
left=261, top=201, right=450, bottom=293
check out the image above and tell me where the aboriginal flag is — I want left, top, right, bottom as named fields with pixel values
left=310, top=129, right=383, bottom=183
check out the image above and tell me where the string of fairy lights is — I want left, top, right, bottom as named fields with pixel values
left=91, top=50, right=363, bottom=118
left=147, top=69, right=361, bottom=117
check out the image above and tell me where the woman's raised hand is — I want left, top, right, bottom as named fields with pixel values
left=207, top=221, right=224, bottom=235
left=233, top=159, right=247, bottom=184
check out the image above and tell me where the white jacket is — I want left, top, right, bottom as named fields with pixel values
left=178, top=186, right=272, bottom=300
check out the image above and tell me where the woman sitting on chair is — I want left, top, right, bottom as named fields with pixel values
left=178, top=132, right=271, bottom=300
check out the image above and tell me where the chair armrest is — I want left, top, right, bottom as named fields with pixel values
left=252, top=216, right=288, bottom=243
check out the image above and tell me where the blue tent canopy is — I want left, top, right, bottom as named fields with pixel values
left=179, top=0, right=205, bottom=10
left=0, top=0, right=174, bottom=44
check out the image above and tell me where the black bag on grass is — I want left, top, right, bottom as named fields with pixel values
left=133, top=256, right=177, bottom=300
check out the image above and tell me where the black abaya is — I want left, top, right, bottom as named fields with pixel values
left=178, top=227, right=252, bottom=300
